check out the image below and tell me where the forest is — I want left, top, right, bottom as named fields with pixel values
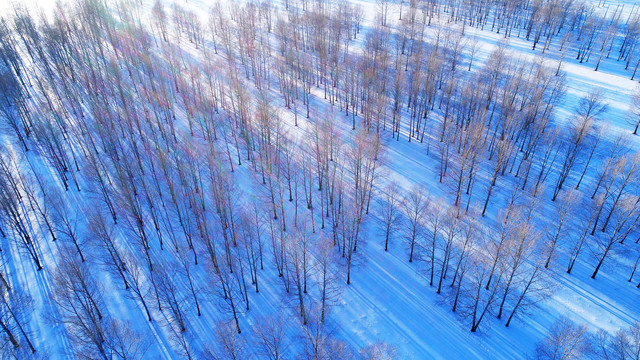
left=0, top=0, right=639, bottom=358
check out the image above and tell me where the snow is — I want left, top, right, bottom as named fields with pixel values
left=1, top=0, right=639, bottom=359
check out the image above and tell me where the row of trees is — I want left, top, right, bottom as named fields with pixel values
left=535, top=317, right=640, bottom=360
left=387, top=0, right=640, bottom=79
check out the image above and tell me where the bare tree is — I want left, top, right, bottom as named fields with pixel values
left=545, top=190, right=579, bottom=269
left=591, top=195, right=640, bottom=279
left=53, top=250, right=106, bottom=360
left=87, top=210, right=128, bottom=290
left=504, top=250, right=551, bottom=327
left=50, top=191, right=86, bottom=262
left=449, top=213, right=479, bottom=313
left=437, top=208, right=461, bottom=294
left=211, top=253, right=245, bottom=334
left=484, top=211, right=517, bottom=290
left=155, top=263, right=188, bottom=333
left=53, top=250, right=143, bottom=359
left=286, top=223, right=312, bottom=325
left=567, top=198, right=601, bottom=274
left=0, top=282, right=36, bottom=355
left=254, top=313, right=290, bottom=360
left=402, top=186, right=428, bottom=263
left=103, top=320, right=149, bottom=360
left=466, top=254, right=501, bottom=333
left=359, top=341, right=398, bottom=360
left=534, top=317, right=590, bottom=360
left=590, top=322, right=640, bottom=360
left=552, top=88, right=608, bottom=201
left=591, top=134, right=628, bottom=200
left=426, top=202, right=445, bottom=286
left=0, top=150, right=43, bottom=270
left=121, top=253, right=154, bottom=322
left=315, top=237, right=341, bottom=323
left=631, top=84, right=640, bottom=135
left=376, top=0, right=390, bottom=27
left=174, top=245, right=202, bottom=317
left=611, top=322, right=640, bottom=360
left=496, top=212, right=540, bottom=320
left=206, top=320, right=248, bottom=360
left=299, top=309, right=351, bottom=360
left=376, top=183, right=401, bottom=251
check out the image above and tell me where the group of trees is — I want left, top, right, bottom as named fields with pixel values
left=434, top=0, right=640, bottom=80
left=377, top=186, right=553, bottom=332
left=0, top=0, right=638, bottom=357
left=535, top=317, right=640, bottom=360
left=0, top=0, right=389, bottom=357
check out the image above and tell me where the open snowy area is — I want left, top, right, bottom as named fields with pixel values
left=0, top=0, right=640, bottom=358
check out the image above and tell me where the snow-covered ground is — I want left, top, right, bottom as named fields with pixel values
left=1, top=0, right=640, bottom=359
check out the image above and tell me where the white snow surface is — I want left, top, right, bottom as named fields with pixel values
left=0, top=0, right=639, bottom=359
